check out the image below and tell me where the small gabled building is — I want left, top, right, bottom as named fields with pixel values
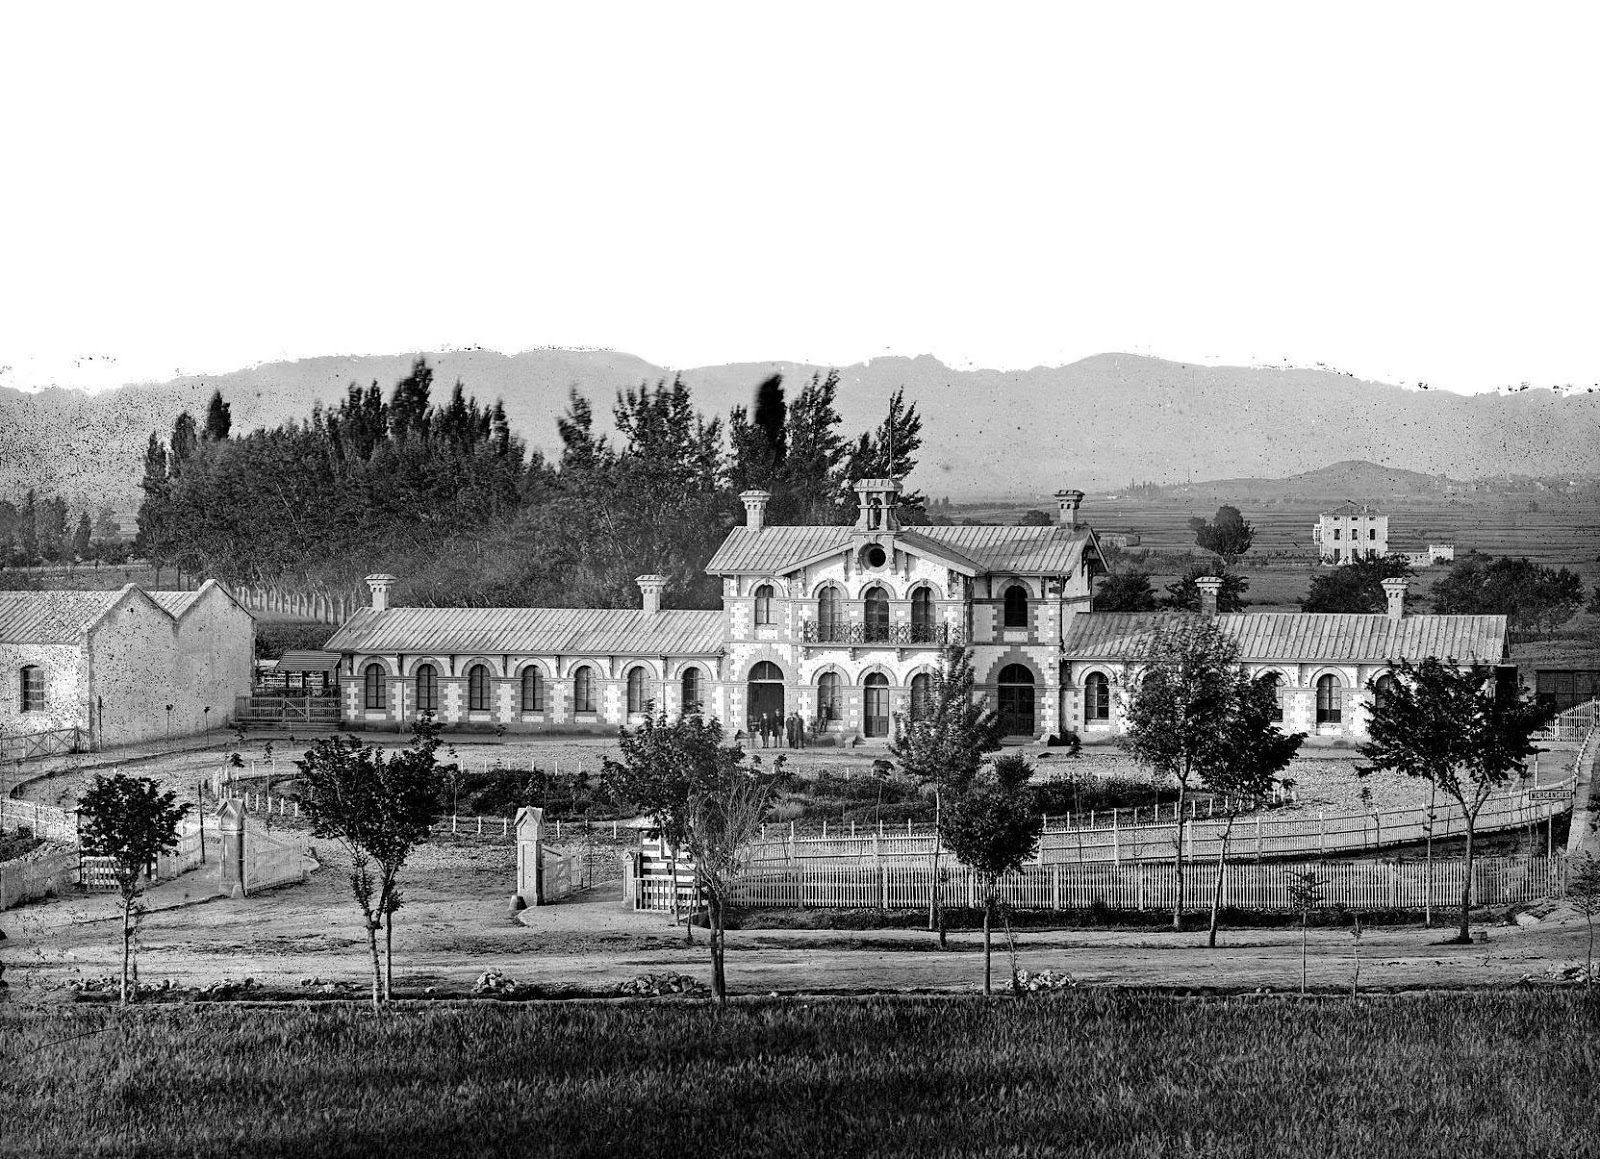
left=0, top=580, right=255, bottom=749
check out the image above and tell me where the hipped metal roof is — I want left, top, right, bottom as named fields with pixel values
left=324, top=606, right=727, bottom=658
left=0, top=586, right=221, bottom=645
left=705, top=523, right=1093, bottom=577
left=1063, top=612, right=1509, bottom=665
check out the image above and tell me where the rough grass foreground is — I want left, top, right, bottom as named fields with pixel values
left=5, top=995, right=1597, bottom=1158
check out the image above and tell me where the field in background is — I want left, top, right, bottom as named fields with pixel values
left=5, top=996, right=1596, bottom=1158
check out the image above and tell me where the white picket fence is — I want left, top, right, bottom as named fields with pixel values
left=717, top=856, right=1564, bottom=913
left=0, top=798, right=79, bottom=844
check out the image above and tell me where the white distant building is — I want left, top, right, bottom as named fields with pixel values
left=1312, top=503, right=1388, bottom=563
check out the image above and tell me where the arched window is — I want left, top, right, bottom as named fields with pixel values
left=573, top=666, right=596, bottom=714
left=909, top=672, right=932, bottom=721
left=1316, top=674, right=1342, bottom=725
left=681, top=667, right=700, bottom=711
left=911, top=588, right=933, bottom=641
left=1003, top=585, right=1029, bottom=629
left=521, top=667, right=544, bottom=712
left=817, top=586, right=843, bottom=640
left=998, top=664, right=1035, bottom=736
left=1084, top=672, right=1110, bottom=721
left=817, top=671, right=842, bottom=722
left=1372, top=673, right=1397, bottom=711
left=863, top=585, right=890, bottom=643
left=414, top=664, right=438, bottom=715
left=363, top=663, right=387, bottom=711
left=19, top=665, right=44, bottom=713
left=467, top=664, right=491, bottom=712
left=754, top=584, right=775, bottom=626
left=1261, top=672, right=1283, bottom=722
left=626, top=667, right=647, bottom=714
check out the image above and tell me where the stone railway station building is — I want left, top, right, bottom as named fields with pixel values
left=322, top=481, right=1509, bottom=747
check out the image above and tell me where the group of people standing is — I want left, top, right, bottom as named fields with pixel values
left=753, top=710, right=809, bottom=749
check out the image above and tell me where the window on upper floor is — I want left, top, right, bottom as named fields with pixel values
left=817, top=586, right=843, bottom=632
left=1369, top=528, right=1377, bottom=540
left=468, top=664, right=491, bottom=712
left=754, top=584, right=775, bottom=626
left=863, top=586, right=890, bottom=642
left=20, top=665, right=44, bottom=712
left=1333, top=528, right=1342, bottom=540
left=1003, top=585, right=1028, bottom=628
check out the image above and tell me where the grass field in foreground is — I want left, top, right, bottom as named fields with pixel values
left=5, top=995, right=1598, bottom=1158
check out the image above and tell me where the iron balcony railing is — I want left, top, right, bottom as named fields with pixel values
left=802, top=621, right=962, bottom=646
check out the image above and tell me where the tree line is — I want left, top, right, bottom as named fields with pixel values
left=0, top=491, right=129, bottom=570
left=135, top=361, right=922, bottom=610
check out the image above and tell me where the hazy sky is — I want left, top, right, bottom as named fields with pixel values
left=2, top=4, right=1596, bottom=396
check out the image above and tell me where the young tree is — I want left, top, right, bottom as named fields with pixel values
left=1200, top=672, right=1305, bottom=946
left=937, top=752, right=1040, bottom=995
left=1358, top=658, right=1557, bottom=942
left=888, top=643, right=1005, bottom=946
left=1565, top=853, right=1600, bottom=990
left=1095, top=569, right=1159, bottom=612
left=203, top=389, right=232, bottom=441
left=295, top=719, right=451, bottom=1010
left=1285, top=867, right=1325, bottom=995
left=71, top=513, right=92, bottom=561
left=1016, top=509, right=1053, bottom=526
left=685, top=771, right=772, bottom=1004
left=601, top=707, right=748, bottom=943
left=1301, top=553, right=1413, bottom=614
left=1163, top=564, right=1248, bottom=612
left=1432, top=554, right=1587, bottom=639
left=76, top=774, right=192, bottom=1005
left=1189, top=505, right=1254, bottom=566
left=1118, top=617, right=1254, bottom=931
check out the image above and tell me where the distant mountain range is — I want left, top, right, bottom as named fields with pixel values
left=3, top=350, right=1597, bottom=509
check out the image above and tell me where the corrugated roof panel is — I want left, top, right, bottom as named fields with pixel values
left=705, top=522, right=1092, bottom=576
left=0, top=591, right=123, bottom=644
left=1064, top=612, right=1507, bottom=664
left=323, top=606, right=726, bottom=658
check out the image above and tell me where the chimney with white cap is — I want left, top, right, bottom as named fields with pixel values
left=1055, top=489, right=1085, bottom=530
left=740, top=490, right=771, bottom=532
left=637, top=574, right=667, bottom=616
left=1381, top=577, right=1409, bottom=620
left=366, top=573, right=397, bottom=613
left=1196, top=576, right=1223, bottom=617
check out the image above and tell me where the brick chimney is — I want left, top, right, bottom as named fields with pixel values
left=637, top=574, right=667, bottom=616
left=1381, top=577, right=1408, bottom=620
left=365, top=573, right=397, bottom=613
left=740, top=490, right=771, bottom=531
left=1196, top=576, right=1223, bottom=617
left=1055, top=489, right=1085, bottom=530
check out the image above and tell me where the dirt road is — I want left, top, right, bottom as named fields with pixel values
left=2, top=834, right=1592, bottom=1002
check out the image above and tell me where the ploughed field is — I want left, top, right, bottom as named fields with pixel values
left=5, top=994, right=1596, bottom=1158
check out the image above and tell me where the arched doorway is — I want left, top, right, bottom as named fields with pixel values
left=747, top=661, right=784, bottom=735
left=863, top=672, right=890, bottom=738
left=998, top=664, right=1035, bottom=737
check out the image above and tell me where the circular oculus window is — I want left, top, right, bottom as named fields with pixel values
left=862, top=545, right=887, bottom=569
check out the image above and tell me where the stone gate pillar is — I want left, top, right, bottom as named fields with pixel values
left=514, top=806, right=546, bottom=907
left=217, top=800, right=247, bottom=898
